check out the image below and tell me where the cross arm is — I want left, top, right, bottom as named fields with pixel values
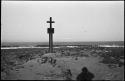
left=47, top=21, right=55, bottom=23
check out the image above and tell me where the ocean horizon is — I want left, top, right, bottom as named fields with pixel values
left=1, top=41, right=124, bottom=49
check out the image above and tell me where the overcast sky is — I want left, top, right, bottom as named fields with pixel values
left=1, top=1, right=124, bottom=42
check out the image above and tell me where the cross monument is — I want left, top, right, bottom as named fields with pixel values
left=47, top=17, right=55, bottom=53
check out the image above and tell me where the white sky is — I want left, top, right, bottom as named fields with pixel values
left=1, top=1, right=124, bottom=42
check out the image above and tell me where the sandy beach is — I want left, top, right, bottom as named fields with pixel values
left=1, top=47, right=124, bottom=80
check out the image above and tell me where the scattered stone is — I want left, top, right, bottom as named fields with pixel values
left=1, top=72, right=7, bottom=80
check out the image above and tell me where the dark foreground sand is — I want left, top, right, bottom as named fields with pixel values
left=3, top=53, right=124, bottom=80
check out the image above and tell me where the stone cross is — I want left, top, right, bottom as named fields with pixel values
left=47, top=17, right=55, bottom=53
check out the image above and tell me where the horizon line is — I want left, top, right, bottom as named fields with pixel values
left=1, top=40, right=124, bottom=43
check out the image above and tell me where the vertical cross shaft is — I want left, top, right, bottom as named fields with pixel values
left=50, top=17, right=52, bottom=28
left=49, top=31, right=53, bottom=53
left=47, top=17, right=55, bottom=53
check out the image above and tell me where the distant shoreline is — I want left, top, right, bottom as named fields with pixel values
left=1, top=45, right=124, bottom=50
left=1, top=41, right=124, bottom=50
left=1, top=41, right=124, bottom=45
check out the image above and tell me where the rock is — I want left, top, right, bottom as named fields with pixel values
left=119, top=59, right=124, bottom=63
left=1, top=72, right=7, bottom=80
left=104, top=72, right=114, bottom=80
left=42, top=53, right=61, bottom=58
